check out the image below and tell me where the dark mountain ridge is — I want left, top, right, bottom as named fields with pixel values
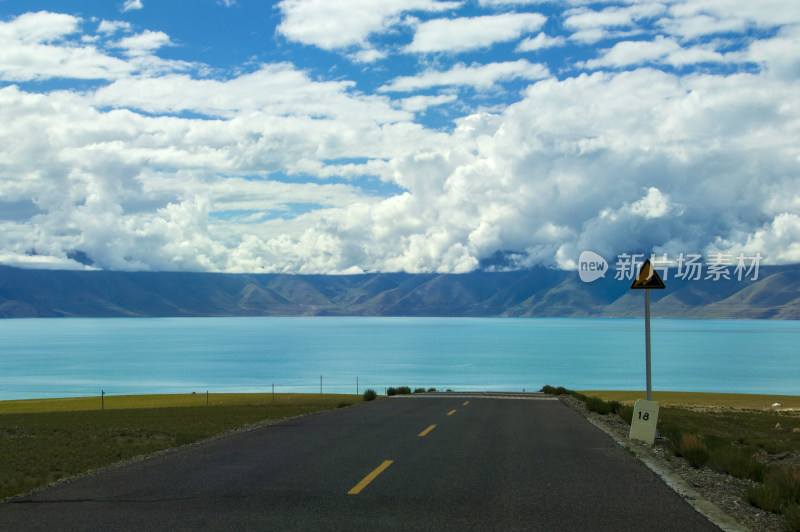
left=1, top=264, right=799, bottom=319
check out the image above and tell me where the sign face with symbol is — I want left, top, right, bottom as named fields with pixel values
left=629, top=399, right=660, bottom=445
left=630, top=258, right=666, bottom=289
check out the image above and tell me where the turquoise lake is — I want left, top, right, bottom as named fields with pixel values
left=0, top=317, right=798, bottom=400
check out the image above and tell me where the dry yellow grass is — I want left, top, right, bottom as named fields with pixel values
left=0, top=393, right=357, bottom=414
left=578, top=390, right=800, bottom=410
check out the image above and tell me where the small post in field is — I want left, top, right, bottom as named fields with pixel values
left=101, top=390, right=104, bottom=411
left=206, top=390, right=209, bottom=406
left=272, top=383, right=275, bottom=404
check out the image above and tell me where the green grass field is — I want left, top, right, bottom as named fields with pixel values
left=0, top=393, right=362, bottom=500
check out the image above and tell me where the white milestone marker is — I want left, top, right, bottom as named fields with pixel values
left=629, top=399, right=659, bottom=445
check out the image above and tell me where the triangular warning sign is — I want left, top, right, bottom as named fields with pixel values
left=630, top=259, right=666, bottom=289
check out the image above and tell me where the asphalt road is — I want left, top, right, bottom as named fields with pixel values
left=0, top=394, right=720, bottom=531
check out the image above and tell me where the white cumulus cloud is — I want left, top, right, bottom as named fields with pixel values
left=516, top=33, right=566, bottom=52
left=582, top=35, right=726, bottom=69
left=380, top=60, right=549, bottom=92
left=0, top=12, right=132, bottom=81
left=406, top=12, right=546, bottom=53
left=122, top=0, right=143, bottom=12
left=276, top=0, right=460, bottom=50
left=2, top=2, right=800, bottom=274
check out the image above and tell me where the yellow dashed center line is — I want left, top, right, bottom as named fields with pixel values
left=418, top=424, right=437, bottom=437
left=348, top=460, right=393, bottom=495
left=349, top=402, right=471, bottom=495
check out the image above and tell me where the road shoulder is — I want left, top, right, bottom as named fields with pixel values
left=560, top=395, right=784, bottom=532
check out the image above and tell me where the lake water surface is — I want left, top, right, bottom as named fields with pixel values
left=0, top=317, right=798, bottom=400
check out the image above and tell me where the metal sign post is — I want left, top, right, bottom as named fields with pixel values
left=630, top=259, right=665, bottom=403
left=645, top=288, right=651, bottom=400
left=629, top=259, right=666, bottom=444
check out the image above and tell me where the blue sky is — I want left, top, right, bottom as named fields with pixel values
left=0, top=0, right=799, bottom=273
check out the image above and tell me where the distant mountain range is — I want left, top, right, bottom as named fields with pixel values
left=1, top=264, right=799, bottom=319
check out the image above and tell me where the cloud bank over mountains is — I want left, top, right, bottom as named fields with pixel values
left=0, top=1, right=798, bottom=273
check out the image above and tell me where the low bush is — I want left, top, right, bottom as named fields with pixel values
left=672, top=433, right=710, bottom=468
left=783, top=504, right=800, bottom=532
left=707, top=446, right=765, bottom=482
left=747, top=479, right=788, bottom=513
left=396, top=386, right=412, bottom=395
left=585, top=396, right=621, bottom=416
left=540, top=385, right=587, bottom=402
left=585, top=396, right=607, bottom=413
left=386, top=387, right=398, bottom=396
left=618, top=405, right=634, bottom=425
left=427, top=387, right=437, bottom=392
left=413, top=388, right=426, bottom=394
left=661, top=423, right=765, bottom=479
left=746, top=466, right=800, bottom=514
left=362, top=389, right=377, bottom=401
left=659, top=425, right=681, bottom=448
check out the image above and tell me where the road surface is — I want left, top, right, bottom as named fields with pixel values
left=0, top=394, right=720, bottom=531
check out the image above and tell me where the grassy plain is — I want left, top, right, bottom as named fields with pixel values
left=0, top=392, right=357, bottom=414
left=578, top=390, right=800, bottom=410
left=577, top=390, right=800, bottom=454
left=0, top=393, right=362, bottom=500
